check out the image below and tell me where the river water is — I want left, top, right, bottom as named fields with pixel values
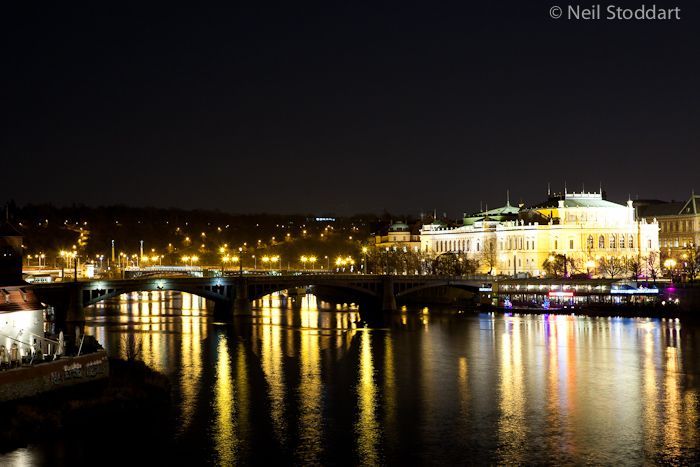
left=2, top=291, right=699, bottom=465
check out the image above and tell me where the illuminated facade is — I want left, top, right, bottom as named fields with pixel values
left=420, top=191, right=660, bottom=276
left=374, top=221, right=421, bottom=251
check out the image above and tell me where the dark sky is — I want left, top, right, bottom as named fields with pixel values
left=2, top=2, right=699, bottom=216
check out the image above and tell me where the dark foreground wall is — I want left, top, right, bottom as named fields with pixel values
left=0, top=351, right=109, bottom=402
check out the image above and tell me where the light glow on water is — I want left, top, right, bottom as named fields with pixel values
left=6, top=292, right=696, bottom=465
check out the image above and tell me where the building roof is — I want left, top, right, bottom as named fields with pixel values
left=680, top=195, right=699, bottom=215
left=636, top=194, right=699, bottom=217
left=463, top=201, right=520, bottom=225
left=529, top=192, right=624, bottom=209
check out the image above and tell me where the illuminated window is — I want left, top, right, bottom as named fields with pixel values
left=599, top=235, right=605, bottom=249
left=587, top=235, right=594, bottom=249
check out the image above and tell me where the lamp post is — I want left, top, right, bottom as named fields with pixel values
left=73, top=252, right=78, bottom=282
left=362, top=247, right=368, bottom=274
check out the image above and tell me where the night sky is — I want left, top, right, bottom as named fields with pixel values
left=3, top=2, right=699, bottom=216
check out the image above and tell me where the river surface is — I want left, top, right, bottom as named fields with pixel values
left=2, top=291, right=700, bottom=465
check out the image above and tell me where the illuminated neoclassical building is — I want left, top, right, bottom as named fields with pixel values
left=374, top=221, right=421, bottom=251
left=420, top=190, right=660, bottom=276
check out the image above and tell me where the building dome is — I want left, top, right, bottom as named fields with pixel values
left=389, top=221, right=410, bottom=232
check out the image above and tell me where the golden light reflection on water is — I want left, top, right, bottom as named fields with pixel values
left=214, top=333, right=236, bottom=466
left=297, top=319, right=322, bottom=464
left=497, top=317, right=526, bottom=463
left=77, top=291, right=700, bottom=465
left=383, top=333, right=396, bottom=442
left=257, top=303, right=287, bottom=446
left=641, top=325, right=657, bottom=458
left=179, top=303, right=204, bottom=434
left=458, top=356, right=468, bottom=416
left=356, top=330, right=380, bottom=465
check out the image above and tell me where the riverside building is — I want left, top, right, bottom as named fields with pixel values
left=420, top=190, right=660, bottom=277
left=636, top=192, right=700, bottom=259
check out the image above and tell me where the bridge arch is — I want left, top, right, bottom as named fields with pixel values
left=395, top=281, right=482, bottom=298
left=82, top=281, right=232, bottom=308
left=247, top=280, right=379, bottom=302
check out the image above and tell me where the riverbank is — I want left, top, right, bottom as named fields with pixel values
left=0, top=358, right=171, bottom=453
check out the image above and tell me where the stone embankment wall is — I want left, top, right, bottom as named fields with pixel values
left=0, top=351, right=109, bottom=402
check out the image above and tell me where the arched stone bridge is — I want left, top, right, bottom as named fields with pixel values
left=33, top=274, right=492, bottom=326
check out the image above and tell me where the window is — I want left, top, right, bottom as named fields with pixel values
left=569, top=239, right=574, bottom=249
left=648, top=239, right=652, bottom=249
left=619, top=235, right=625, bottom=249
left=610, top=235, right=616, bottom=249
left=599, top=235, right=605, bottom=249
left=628, top=236, right=633, bottom=248
left=554, top=239, right=558, bottom=250
left=587, top=235, right=594, bottom=249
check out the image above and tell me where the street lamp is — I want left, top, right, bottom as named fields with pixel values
left=300, top=255, right=308, bottom=270
left=664, top=258, right=677, bottom=281
left=221, top=254, right=230, bottom=275
left=585, top=259, right=596, bottom=277
left=309, top=256, right=317, bottom=271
